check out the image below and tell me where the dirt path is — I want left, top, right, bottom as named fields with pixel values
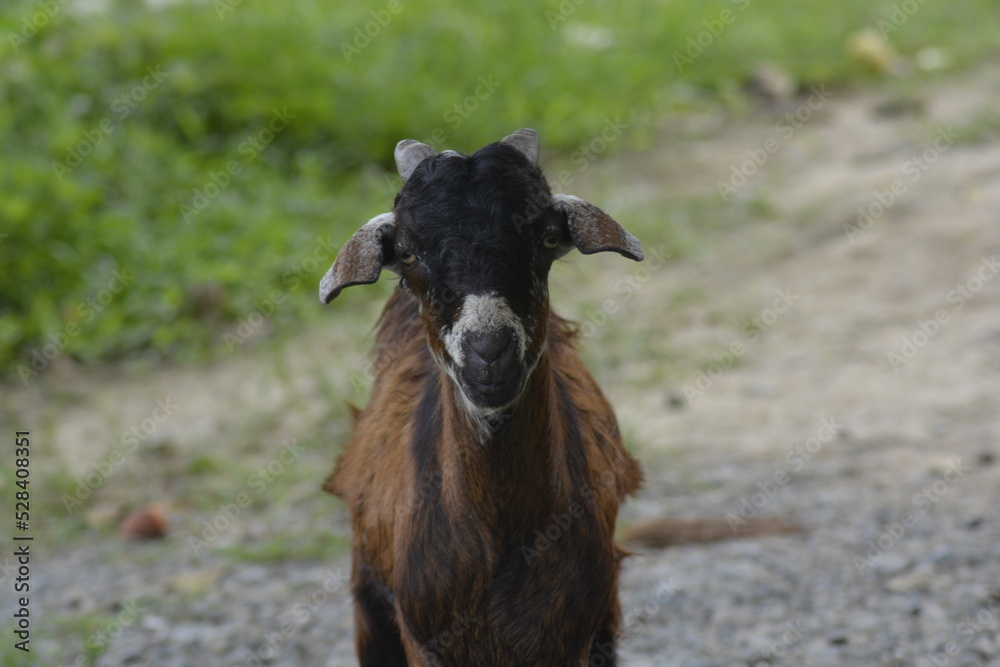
left=602, top=64, right=1000, bottom=665
left=10, top=63, right=1000, bottom=665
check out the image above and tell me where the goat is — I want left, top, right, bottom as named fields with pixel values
left=319, top=128, right=644, bottom=666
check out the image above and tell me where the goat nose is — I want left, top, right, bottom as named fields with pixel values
left=467, top=329, right=514, bottom=363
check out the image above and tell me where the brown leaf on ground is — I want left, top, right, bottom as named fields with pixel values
left=119, top=504, right=169, bottom=540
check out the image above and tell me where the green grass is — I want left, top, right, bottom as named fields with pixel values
left=219, top=531, right=351, bottom=563
left=1, top=0, right=998, bottom=373
left=0, top=460, right=92, bottom=543
left=0, top=420, right=342, bottom=550
left=48, top=613, right=120, bottom=666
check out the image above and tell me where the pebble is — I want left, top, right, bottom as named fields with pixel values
left=884, top=563, right=936, bottom=594
left=875, top=553, right=913, bottom=577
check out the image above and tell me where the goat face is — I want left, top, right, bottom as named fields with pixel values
left=320, top=129, right=644, bottom=413
left=392, top=139, right=558, bottom=411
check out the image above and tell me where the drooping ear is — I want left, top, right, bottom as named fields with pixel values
left=319, top=213, right=397, bottom=304
left=395, top=139, right=437, bottom=183
left=551, top=194, right=644, bottom=261
left=500, top=128, right=539, bottom=166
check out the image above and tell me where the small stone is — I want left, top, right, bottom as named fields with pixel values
left=664, top=391, right=686, bottom=409
left=743, top=380, right=778, bottom=398
left=884, top=564, right=935, bottom=594
left=962, top=516, right=984, bottom=530
left=915, top=47, right=951, bottom=72
left=956, top=648, right=990, bottom=667
left=930, top=545, right=955, bottom=565
left=170, top=623, right=206, bottom=645
left=142, top=615, right=170, bottom=634
left=167, top=568, right=225, bottom=595
left=874, top=553, right=912, bottom=577
left=746, top=61, right=796, bottom=101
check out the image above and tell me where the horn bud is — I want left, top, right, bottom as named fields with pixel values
left=500, top=128, right=539, bottom=166
left=395, top=139, right=437, bottom=182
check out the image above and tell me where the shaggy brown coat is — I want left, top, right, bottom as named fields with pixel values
left=327, top=289, right=642, bottom=666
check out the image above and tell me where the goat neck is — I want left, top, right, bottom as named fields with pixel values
left=436, top=329, right=573, bottom=534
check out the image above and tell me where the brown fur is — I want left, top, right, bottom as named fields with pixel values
left=327, top=290, right=642, bottom=665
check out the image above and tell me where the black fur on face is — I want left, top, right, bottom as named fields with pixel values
left=391, top=142, right=565, bottom=412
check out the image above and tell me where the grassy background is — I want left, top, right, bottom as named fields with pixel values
left=1, top=0, right=999, bottom=374
left=1, top=3, right=999, bottom=662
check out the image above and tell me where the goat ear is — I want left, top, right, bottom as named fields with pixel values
left=319, top=213, right=397, bottom=304
left=551, top=194, right=644, bottom=261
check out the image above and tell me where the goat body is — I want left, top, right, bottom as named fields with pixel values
left=321, top=129, right=644, bottom=666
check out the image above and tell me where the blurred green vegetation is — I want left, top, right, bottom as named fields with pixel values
left=1, top=0, right=998, bottom=374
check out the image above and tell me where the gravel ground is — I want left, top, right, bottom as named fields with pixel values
left=16, top=64, right=1000, bottom=665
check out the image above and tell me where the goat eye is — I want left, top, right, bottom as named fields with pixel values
left=400, top=251, right=417, bottom=265
left=542, top=235, right=560, bottom=250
